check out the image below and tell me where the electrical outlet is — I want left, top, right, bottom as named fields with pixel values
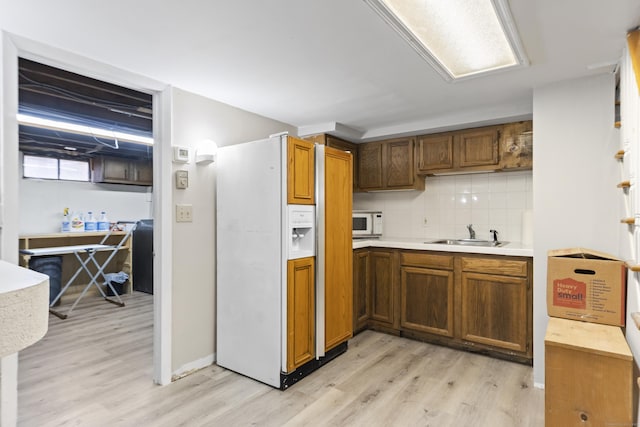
left=176, top=204, right=193, bottom=222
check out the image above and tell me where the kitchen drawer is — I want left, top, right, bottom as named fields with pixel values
left=400, top=251, right=453, bottom=270
left=461, top=256, right=528, bottom=277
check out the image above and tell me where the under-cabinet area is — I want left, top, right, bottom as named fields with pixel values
left=353, top=247, right=533, bottom=364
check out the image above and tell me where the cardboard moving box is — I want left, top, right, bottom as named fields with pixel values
left=547, top=248, right=627, bottom=326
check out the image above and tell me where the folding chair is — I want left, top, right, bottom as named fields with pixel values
left=21, top=221, right=137, bottom=319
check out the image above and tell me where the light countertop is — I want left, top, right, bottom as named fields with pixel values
left=0, top=260, right=49, bottom=293
left=353, top=237, right=533, bottom=257
left=0, top=260, right=49, bottom=358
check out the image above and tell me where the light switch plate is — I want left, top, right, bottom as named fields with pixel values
left=175, top=170, right=188, bottom=189
left=176, top=204, right=193, bottom=222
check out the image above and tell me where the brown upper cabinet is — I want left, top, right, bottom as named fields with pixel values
left=417, top=133, right=454, bottom=171
left=358, top=141, right=384, bottom=190
left=303, top=120, right=532, bottom=193
left=287, top=136, right=315, bottom=205
left=417, top=121, right=533, bottom=175
left=417, top=125, right=500, bottom=174
left=92, top=156, right=152, bottom=186
left=499, top=121, right=533, bottom=170
left=457, top=127, right=500, bottom=169
left=357, top=137, right=424, bottom=192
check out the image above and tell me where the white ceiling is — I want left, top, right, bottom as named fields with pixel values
left=2, top=0, right=640, bottom=141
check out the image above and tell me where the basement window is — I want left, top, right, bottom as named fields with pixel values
left=23, top=154, right=90, bottom=182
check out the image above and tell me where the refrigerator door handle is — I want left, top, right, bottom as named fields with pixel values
left=315, top=144, right=325, bottom=359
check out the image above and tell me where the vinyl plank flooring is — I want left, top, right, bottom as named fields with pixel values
left=18, top=292, right=544, bottom=426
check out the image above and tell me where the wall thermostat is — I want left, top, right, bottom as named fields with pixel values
left=173, top=146, right=191, bottom=163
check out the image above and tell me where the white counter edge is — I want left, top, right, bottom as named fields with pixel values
left=0, top=260, right=49, bottom=294
left=0, top=260, right=50, bottom=360
left=352, top=238, right=533, bottom=257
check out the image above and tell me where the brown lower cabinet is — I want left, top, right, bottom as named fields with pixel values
left=400, top=252, right=454, bottom=338
left=353, top=249, right=370, bottom=333
left=369, top=249, right=396, bottom=330
left=353, top=248, right=533, bottom=363
left=460, top=256, right=530, bottom=354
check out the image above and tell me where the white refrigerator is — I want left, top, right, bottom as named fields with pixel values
left=216, top=133, right=352, bottom=389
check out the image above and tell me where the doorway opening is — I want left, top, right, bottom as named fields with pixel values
left=15, top=58, right=159, bottom=422
left=17, top=57, right=155, bottom=298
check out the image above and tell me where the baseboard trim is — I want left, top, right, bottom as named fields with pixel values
left=171, top=353, right=215, bottom=381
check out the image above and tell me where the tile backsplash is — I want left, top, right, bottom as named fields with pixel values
left=353, top=171, right=533, bottom=243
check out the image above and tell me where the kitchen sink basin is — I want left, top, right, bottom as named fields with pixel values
left=427, top=239, right=508, bottom=247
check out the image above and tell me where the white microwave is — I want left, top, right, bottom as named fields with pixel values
left=352, top=211, right=383, bottom=238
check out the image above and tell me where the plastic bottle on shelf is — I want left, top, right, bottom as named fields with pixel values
left=97, top=211, right=110, bottom=231
left=84, top=211, right=97, bottom=232
left=61, top=207, right=70, bottom=232
left=70, top=211, right=84, bottom=232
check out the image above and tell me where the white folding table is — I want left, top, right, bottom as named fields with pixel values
left=20, top=221, right=136, bottom=319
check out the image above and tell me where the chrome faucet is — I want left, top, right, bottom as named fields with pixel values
left=467, top=224, right=475, bottom=239
left=490, top=229, right=498, bottom=243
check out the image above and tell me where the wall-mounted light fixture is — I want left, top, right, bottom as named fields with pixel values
left=195, top=139, right=218, bottom=165
left=363, top=0, right=529, bottom=81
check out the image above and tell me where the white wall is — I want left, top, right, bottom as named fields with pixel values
left=19, top=178, right=152, bottom=234
left=619, top=48, right=640, bottom=426
left=0, top=31, right=20, bottom=427
left=532, top=73, right=619, bottom=386
left=354, top=171, right=533, bottom=242
left=169, top=87, right=296, bottom=376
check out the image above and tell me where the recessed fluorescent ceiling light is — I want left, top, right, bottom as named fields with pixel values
left=364, top=0, right=528, bottom=81
left=17, top=113, right=154, bottom=145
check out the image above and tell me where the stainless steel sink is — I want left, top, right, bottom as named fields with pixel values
left=427, top=238, right=508, bottom=247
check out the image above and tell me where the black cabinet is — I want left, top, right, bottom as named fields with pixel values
left=132, top=219, right=153, bottom=294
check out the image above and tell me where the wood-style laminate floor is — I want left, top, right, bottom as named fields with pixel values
left=18, top=292, right=544, bottom=426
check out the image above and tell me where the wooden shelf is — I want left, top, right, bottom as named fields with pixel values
left=618, top=180, right=631, bottom=189
left=626, top=263, right=640, bottom=272
left=621, top=218, right=636, bottom=225
left=628, top=29, right=640, bottom=96
left=19, top=232, right=133, bottom=303
left=616, top=150, right=626, bottom=160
